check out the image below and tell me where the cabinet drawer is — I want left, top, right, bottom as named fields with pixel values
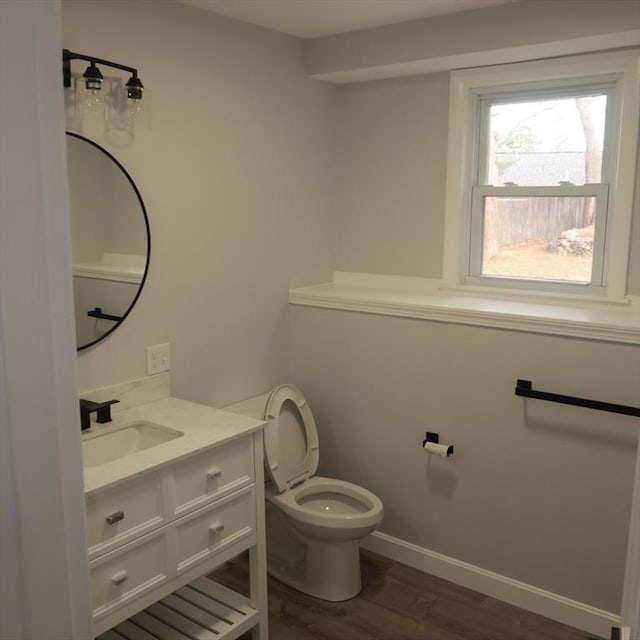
left=176, top=486, right=256, bottom=572
left=86, top=474, right=165, bottom=558
left=90, top=529, right=169, bottom=619
left=173, top=437, right=254, bottom=516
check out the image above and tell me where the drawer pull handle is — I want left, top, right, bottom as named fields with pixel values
left=206, top=467, right=223, bottom=480
left=110, top=571, right=128, bottom=586
left=105, top=511, right=124, bottom=525
left=209, top=521, right=225, bottom=535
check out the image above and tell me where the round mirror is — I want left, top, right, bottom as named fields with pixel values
left=66, top=133, right=150, bottom=351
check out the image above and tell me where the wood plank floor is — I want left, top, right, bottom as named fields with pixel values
left=210, top=550, right=604, bottom=640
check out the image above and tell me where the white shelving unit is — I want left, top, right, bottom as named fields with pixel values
left=86, top=424, right=268, bottom=640
left=98, top=578, right=258, bottom=640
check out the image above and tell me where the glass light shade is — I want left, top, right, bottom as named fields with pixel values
left=105, top=85, right=151, bottom=147
left=73, top=76, right=105, bottom=121
left=84, top=89, right=103, bottom=113
left=64, top=84, right=83, bottom=133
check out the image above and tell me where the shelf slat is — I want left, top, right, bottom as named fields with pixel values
left=98, top=577, right=258, bottom=640
left=129, top=611, right=194, bottom=640
left=164, top=591, right=234, bottom=633
left=190, top=576, right=254, bottom=613
left=108, top=620, right=157, bottom=640
left=177, top=585, right=243, bottom=624
left=146, top=602, right=219, bottom=639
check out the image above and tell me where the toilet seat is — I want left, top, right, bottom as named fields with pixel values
left=266, top=476, right=383, bottom=533
left=263, top=384, right=319, bottom=494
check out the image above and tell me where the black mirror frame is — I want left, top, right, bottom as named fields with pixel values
left=66, top=132, right=151, bottom=352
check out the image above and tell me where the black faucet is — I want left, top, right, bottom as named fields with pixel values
left=79, top=398, right=120, bottom=431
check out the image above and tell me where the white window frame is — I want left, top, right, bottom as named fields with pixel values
left=442, top=50, right=639, bottom=302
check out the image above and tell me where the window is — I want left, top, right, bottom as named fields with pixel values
left=443, top=51, right=639, bottom=301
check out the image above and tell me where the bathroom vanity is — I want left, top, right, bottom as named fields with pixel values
left=82, top=376, right=268, bottom=639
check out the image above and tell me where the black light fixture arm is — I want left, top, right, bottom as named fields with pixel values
left=62, top=49, right=142, bottom=96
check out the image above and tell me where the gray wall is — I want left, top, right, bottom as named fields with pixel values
left=63, top=0, right=640, bottom=617
left=332, top=70, right=640, bottom=292
left=333, top=73, right=449, bottom=277
left=291, top=13, right=640, bottom=614
left=306, top=0, right=640, bottom=80
left=290, top=306, right=638, bottom=612
left=64, top=0, right=336, bottom=405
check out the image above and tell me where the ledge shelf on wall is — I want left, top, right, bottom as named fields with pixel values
left=72, top=252, right=145, bottom=284
left=288, top=272, right=640, bottom=345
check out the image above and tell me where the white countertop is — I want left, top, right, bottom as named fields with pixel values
left=82, top=396, right=265, bottom=496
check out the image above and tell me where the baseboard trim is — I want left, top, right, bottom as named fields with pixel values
left=361, top=531, right=619, bottom=639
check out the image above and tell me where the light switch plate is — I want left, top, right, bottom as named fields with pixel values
left=146, top=343, right=170, bottom=375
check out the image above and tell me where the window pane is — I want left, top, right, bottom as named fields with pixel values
left=486, top=95, right=607, bottom=186
left=481, top=196, right=595, bottom=283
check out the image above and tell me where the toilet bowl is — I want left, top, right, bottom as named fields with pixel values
left=228, top=384, right=383, bottom=602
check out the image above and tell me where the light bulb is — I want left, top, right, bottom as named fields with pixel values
left=126, top=97, right=143, bottom=117
left=84, top=89, right=102, bottom=114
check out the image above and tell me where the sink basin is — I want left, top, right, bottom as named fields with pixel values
left=82, top=421, right=183, bottom=467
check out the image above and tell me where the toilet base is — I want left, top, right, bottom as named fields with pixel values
left=264, top=476, right=383, bottom=603
left=267, top=538, right=362, bottom=602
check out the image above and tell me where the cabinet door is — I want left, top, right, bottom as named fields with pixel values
left=173, top=438, right=254, bottom=517
left=90, top=529, right=169, bottom=621
left=86, top=473, right=165, bottom=559
left=175, top=486, right=256, bottom=573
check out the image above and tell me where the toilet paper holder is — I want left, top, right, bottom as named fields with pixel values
left=422, top=432, right=454, bottom=457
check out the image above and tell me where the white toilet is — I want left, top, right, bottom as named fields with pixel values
left=227, top=384, right=383, bottom=602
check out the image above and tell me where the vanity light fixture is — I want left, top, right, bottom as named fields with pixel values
left=63, top=49, right=144, bottom=100
left=63, top=49, right=148, bottom=146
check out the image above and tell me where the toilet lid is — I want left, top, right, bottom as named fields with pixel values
left=263, top=384, right=319, bottom=494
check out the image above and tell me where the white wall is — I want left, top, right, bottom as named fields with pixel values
left=63, top=0, right=336, bottom=405
left=60, top=0, right=639, bottom=629
left=67, top=137, right=109, bottom=263
left=332, top=68, right=640, bottom=293
left=291, top=307, right=639, bottom=613
left=333, top=73, right=449, bottom=277
left=290, top=2, right=640, bottom=619
left=67, top=135, right=147, bottom=261
left=306, top=0, right=640, bottom=81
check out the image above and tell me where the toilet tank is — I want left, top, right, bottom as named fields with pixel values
left=224, top=392, right=271, bottom=420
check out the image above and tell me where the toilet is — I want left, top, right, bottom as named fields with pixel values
left=227, top=384, right=383, bottom=602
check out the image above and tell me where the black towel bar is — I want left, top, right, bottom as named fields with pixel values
left=515, top=379, right=640, bottom=417
left=87, top=307, right=122, bottom=322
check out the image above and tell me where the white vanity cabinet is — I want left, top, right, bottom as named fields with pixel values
left=86, top=427, right=268, bottom=640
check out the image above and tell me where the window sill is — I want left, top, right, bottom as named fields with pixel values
left=289, top=272, right=640, bottom=345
